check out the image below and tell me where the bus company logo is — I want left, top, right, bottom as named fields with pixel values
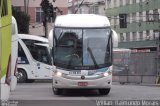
left=81, top=75, right=85, bottom=80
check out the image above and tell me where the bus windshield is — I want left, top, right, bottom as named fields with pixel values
left=54, top=27, right=112, bottom=70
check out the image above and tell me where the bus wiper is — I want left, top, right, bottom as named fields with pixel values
left=87, top=47, right=99, bottom=68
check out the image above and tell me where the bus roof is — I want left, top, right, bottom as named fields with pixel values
left=55, top=14, right=110, bottom=28
left=18, top=34, right=48, bottom=42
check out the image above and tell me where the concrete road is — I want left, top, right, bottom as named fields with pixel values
left=9, top=82, right=160, bottom=106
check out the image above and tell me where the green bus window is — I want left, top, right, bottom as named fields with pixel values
left=1, top=0, right=8, bottom=17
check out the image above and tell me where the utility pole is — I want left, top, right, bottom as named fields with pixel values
left=24, top=0, right=27, bottom=14
left=26, top=0, right=29, bottom=14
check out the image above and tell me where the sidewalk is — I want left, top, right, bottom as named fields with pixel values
left=112, top=81, right=160, bottom=87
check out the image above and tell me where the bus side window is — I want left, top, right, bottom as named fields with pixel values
left=37, top=46, right=52, bottom=65
left=18, top=43, right=29, bottom=64
left=1, top=0, right=8, bottom=17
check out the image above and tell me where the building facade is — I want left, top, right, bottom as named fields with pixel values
left=68, top=0, right=106, bottom=15
left=106, top=0, right=160, bottom=51
left=12, top=0, right=68, bottom=36
left=106, top=0, right=160, bottom=84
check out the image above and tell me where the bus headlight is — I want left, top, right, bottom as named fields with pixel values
left=103, top=66, right=112, bottom=77
left=103, top=71, right=112, bottom=77
left=55, top=71, right=62, bottom=77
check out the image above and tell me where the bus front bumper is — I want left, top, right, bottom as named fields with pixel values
left=52, top=75, right=112, bottom=89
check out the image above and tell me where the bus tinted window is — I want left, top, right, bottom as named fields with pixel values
left=1, top=0, right=8, bottom=17
left=32, top=45, right=51, bottom=65
left=22, top=39, right=51, bottom=65
left=18, top=43, right=29, bottom=64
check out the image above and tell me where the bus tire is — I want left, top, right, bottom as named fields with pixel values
left=99, top=88, right=110, bottom=95
left=17, top=69, right=27, bottom=83
left=52, top=88, right=63, bottom=95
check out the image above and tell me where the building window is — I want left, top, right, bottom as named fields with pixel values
left=106, top=0, right=111, bottom=8
left=153, top=9, right=159, bottom=21
left=89, top=5, right=99, bottom=14
left=133, top=0, right=136, bottom=4
left=114, top=16, right=117, bottom=25
left=132, top=32, right=137, bottom=41
left=126, top=32, right=130, bottom=41
left=132, top=13, right=137, bottom=23
left=139, top=12, right=143, bottom=21
left=146, top=30, right=150, bottom=40
left=139, top=0, right=143, bottom=3
left=114, top=0, right=117, bottom=7
left=127, top=14, right=130, bottom=23
left=153, top=30, right=160, bottom=40
left=120, top=33, right=124, bottom=42
left=120, top=0, right=123, bottom=6
left=36, top=7, right=44, bottom=23
left=126, top=0, right=130, bottom=5
left=139, top=32, right=143, bottom=40
left=146, top=11, right=150, bottom=21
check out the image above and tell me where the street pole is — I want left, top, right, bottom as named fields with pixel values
left=24, top=0, right=26, bottom=14
left=44, top=15, right=48, bottom=38
left=26, top=0, right=29, bottom=14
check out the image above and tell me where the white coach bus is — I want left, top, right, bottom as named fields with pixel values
left=48, top=14, right=118, bottom=95
left=16, top=34, right=52, bottom=83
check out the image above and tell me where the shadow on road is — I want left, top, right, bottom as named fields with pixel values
left=58, top=89, right=104, bottom=97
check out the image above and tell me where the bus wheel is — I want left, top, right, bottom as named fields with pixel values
left=99, top=88, right=110, bottom=95
left=52, top=88, right=63, bottom=95
left=16, top=69, right=27, bottom=83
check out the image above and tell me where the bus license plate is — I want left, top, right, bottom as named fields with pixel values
left=78, top=82, right=88, bottom=87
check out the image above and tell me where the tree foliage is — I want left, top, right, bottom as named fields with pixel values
left=12, top=7, right=30, bottom=34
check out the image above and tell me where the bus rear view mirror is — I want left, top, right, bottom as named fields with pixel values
left=48, top=29, right=53, bottom=47
left=112, top=30, right=118, bottom=48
